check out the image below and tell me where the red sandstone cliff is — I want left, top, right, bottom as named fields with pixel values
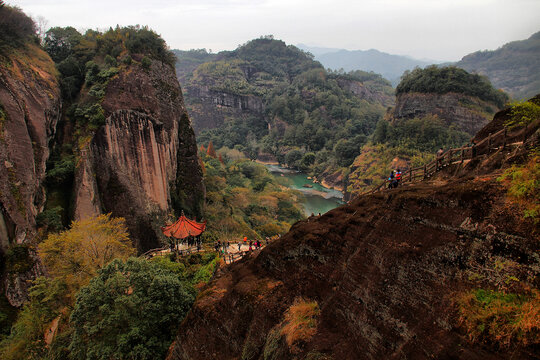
left=167, top=122, right=539, bottom=359
left=73, top=57, right=205, bottom=252
left=0, top=43, right=61, bottom=306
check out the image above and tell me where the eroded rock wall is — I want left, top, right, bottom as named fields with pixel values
left=0, top=44, right=61, bottom=306
left=73, top=59, right=205, bottom=252
left=388, top=92, right=499, bottom=135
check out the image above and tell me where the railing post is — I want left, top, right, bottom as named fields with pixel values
left=503, top=127, right=507, bottom=149
left=423, top=165, right=427, bottom=179
left=488, top=133, right=492, bottom=154
left=461, top=149, right=464, bottom=163
left=409, top=169, right=412, bottom=182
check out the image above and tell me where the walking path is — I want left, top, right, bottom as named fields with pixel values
left=143, top=241, right=270, bottom=264
left=361, top=120, right=539, bottom=196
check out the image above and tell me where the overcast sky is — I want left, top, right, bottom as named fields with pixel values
left=9, top=0, right=540, bottom=61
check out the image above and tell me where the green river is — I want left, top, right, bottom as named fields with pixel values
left=265, top=164, right=344, bottom=216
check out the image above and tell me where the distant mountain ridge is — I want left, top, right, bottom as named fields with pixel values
left=456, top=31, right=540, bottom=100
left=297, top=44, right=439, bottom=86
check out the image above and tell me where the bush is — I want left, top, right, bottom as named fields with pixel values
left=505, top=101, right=540, bottom=129
left=69, top=258, right=194, bottom=360
left=457, top=289, right=540, bottom=347
left=141, top=56, right=152, bottom=70
left=498, top=150, right=540, bottom=223
left=280, top=298, right=320, bottom=353
left=4, top=244, right=34, bottom=274
left=36, top=206, right=64, bottom=231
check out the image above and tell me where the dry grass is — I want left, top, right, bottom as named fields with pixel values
left=280, top=297, right=320, bottom=352
left=457, top=288, right=540, bottom=347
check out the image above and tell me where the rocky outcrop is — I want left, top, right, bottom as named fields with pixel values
left=168, top=126, right=538, bottom=359
left=73, top=59, right=205, bottom=252
left=0, top=44, right=61, bottom=306
left=337, top=78, right=394, bottom=107
left=388, top=92, right=499, bottom=135
left=185, top=85, right=264, bottom=133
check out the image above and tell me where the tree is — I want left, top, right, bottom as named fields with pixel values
left=38, top=214, right=135, bottom=298
left=285, top=149, right=303, bottom=168
left=69, top=258, right=194, bottom=360
left=206, top=141, right=217, bottom=158
left=0, top=4, right=36, bottom=49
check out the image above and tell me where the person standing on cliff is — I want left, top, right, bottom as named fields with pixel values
left=436, top=147, right=444, bottom=170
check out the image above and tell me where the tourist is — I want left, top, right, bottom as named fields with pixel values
left=249, top=240, right=253, bottom=251
left=471, top=140, right=477, bottom=158
left=238, top=241, right=242, bottom=252
left=395, top=168, right=402, bottom=186
left=436, top=147, right=444, bottom=169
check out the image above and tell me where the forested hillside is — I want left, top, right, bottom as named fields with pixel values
left=346, top=66, right=508, bottom=197
left=176, top=37, right=394, bottom=189
left=0, top=6, right=207, bottom=358
left=300, top=46, right=433, bottom=86
left=457, top=31, right=540, bottom=100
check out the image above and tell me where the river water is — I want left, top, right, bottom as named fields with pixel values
left=265, top=164, right=344, bottom=216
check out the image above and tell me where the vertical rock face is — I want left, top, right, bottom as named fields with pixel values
left=388, top=92, right=499, bottom=135
left=73, top=59, right=205, bottom=252
left=0, top=44, right=61, bottom=306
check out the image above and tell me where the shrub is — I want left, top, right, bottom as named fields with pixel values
left=141, top=56, right=152, bottom=70
left=280, top=298, right=320, bottom=353
left=4, top=244, right=34, bottom=274
left=36, top=206, right=64, bottom=231
left=498, top=150, right=540, bottom=223
left=457, top=289, right=540, bottom=347
left=505, top=101, right=540, bottom=129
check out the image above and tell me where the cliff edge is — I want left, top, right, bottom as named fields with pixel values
left=168, top=118, right=539, bottom=359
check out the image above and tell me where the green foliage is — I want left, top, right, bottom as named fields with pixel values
left=498, top=150, right=540, bottom=223
left=0, top=277, right=69, bottom=360
left=69, top=257, right=194, bottom=360
left=202, top=154, right=304, bottom=240
left=189, top=38, right=391, bottom=179
left=457, top=31, right=540, bottom=100
left=0, top=295, right=17, bottom=341
left=141, top=55, right=152, bottom=70
left=457, top=289, right=539, bottom=347
left=0, top=4, right=37, bottom=51
left=396, top=66, right=508, bottom=107
left=505, top=100, right=540, bottom=129
left=3, top=244, right=33, bottom=274
left=46, top=155, right=75, bottom=186
left=377, top=115, right=471, bottom=152
left=36, top=206, right=64, bottom=232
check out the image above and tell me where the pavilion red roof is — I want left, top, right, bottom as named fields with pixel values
left=161, top=213, right=206, bottom=239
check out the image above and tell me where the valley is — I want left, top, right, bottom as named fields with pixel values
left=0, top=2, right=539, bottom=359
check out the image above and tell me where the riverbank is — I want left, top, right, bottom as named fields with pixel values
left=263, top=163, right=344, bottom=215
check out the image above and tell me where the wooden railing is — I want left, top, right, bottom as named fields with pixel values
left=361, top=120, right=539, bottom=196
left=143, top=244, right=266, bottom=264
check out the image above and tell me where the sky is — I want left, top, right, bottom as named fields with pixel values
left=9, top=0, right=540, bottom=61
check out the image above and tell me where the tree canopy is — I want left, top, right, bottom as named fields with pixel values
left=69, top=257, right=194, bottom=360
left=396, top=66, right=509, bottom=107
left=0, top=3, right=36, bottom=51
left=38, top=214, right=135, bottom=298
